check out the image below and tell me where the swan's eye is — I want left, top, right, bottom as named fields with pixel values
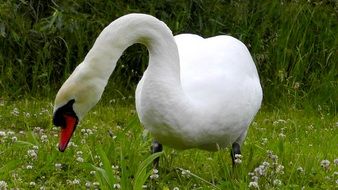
left=53, top=99, right=77, bottom=128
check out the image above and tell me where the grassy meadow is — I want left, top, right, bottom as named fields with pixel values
left=0, top=99, right=337, bottom=189
left=0, top=0, right=337, bottom=189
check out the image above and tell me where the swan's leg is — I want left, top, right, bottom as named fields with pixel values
left=151, top=140, right=163, bottom=168
left=230, top=142, right=241, bottom=166
left=231, top=130, right=246, bottom=166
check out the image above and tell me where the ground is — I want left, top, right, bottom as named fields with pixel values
left=0, top=98, right=337, bottom=189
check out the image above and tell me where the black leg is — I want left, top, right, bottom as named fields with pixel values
left=230, top=142, right=241, bottom=166
left=151, top=140, right=163, bottom=168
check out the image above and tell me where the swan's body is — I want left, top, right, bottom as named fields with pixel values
left=53, top=13, right=262, bottom=154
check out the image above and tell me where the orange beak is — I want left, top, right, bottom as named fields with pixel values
left=59, top=115, right=78, bottom=152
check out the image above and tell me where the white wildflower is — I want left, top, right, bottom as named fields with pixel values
left=113, top=183, right=121, bottom=189
left=0, top=131, right=6, bottom=137
left=68, top=141, right=77, bottom=147
left=320, top=160, right=330, bottom=170
left=273, top=179, right=282, bottom=186
left=27, top=149, right=37, bottom=159
left=33, top=145, right=39, bottom=150
left=248, top=181, right=259, bottom=189
left=234, top=154, right=243, bottom=164
left=251, top=176, right=259, bottom=182
left=55, top=163, right=62, bottom=170
left=276, top=164, right=284, bottom=174
left=85, top=181, right=91, bottom=188
left=24, top=112, right=31, bottom=117
left=93, top=182, right=100, bottom=187
left=173, top=187, right=180, bottom=190
left=278, top=133, right=286, bottom=139
left=90, top=170, right=96, bottom=175
left=41, top=135, right=48, bottom=143
left=254, top=166, right=264, bottom=176
left=0, top=180, right=8, bottom=189
left=11, top=136, right=17, bottom=142
left=86, top=129, right=93, bottom=135
left=29, top=182, right=36, bottom=186
left=72, top=179, right=80, bottom=185
left=181, top=169, right=191, bottom=177
left=66, top=179, right=73, bottom=185
left=81, top=139, right=86, bottom=144
left=11, top=108, right=20, bottom=116
left=7, top=131, right=14, bottom=136
left=297, top=167, right=304, bottom=173
left=150, top=169, right=159, bottom=179
left=112, top=165, right=119, bottom=170
left=76, top=157, right=84, bottom=163
left=26, top=165, right=33, bottom=170
left=333, top=158, right=338, bottom=166
left=262, top=161, right=270, bottom=168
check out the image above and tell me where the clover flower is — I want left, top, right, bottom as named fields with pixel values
left=251, top=176, right=259, bottom=182
left=278, top=133, right=286, bottom=139
left=72, top=179, right=80, bottom=185
left=85, top=182, right=91, bottom=188
left=11, top=136, right=17, bottom=142
left=93, top=182, right=100, bottom=188
left=0, top=131, right=6, bottom=137
left=11, top=108, right=20, bottom=116
left=248, top=181, right=259, bottom=189
left=297, top=167, right=304, bottom=173
left=334, top=158, right=338, bottom=166
left=181, top=169, right=191, bottom=177
left=273, top=179, right=282, bottom=186
left=234, top=154, right=243, bottom=164
left=0, top=181, right=8, bottom=189
left=27, top=149, right=38, bottom=159
left=320, top=160, right=330, bottom=170
left=276, top=164, right=284, bottom=174
left=150, top=168, right=159, bottom=179
left=76, top=157, right=84, bottom=163
left=41, top=135, right=48, bottom=143
left=113, top=183, right=121, bottom=189
left=7, top=131, right=14, bottom=136
left=26, top=165, right=33, bottom=170
left=55, top=163, right=62, bottom=170
left=267, top=150, right=278, bottom=163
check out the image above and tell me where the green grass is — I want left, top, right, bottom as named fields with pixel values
left=0, top=99, right=337, bottom=189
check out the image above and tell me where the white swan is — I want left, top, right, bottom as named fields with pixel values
left=53, top=13, right=262, bottom=164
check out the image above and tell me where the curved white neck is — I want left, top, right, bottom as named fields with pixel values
left=81, top=14, right=190, bottom=117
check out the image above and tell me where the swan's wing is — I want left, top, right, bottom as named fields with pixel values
left=174, top=34, right=262, bottom=111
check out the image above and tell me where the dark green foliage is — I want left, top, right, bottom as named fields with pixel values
left=0, top=0, right=337, bottom=110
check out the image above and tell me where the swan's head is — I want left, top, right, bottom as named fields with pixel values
left=53, top=64, right=105, bottom=152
